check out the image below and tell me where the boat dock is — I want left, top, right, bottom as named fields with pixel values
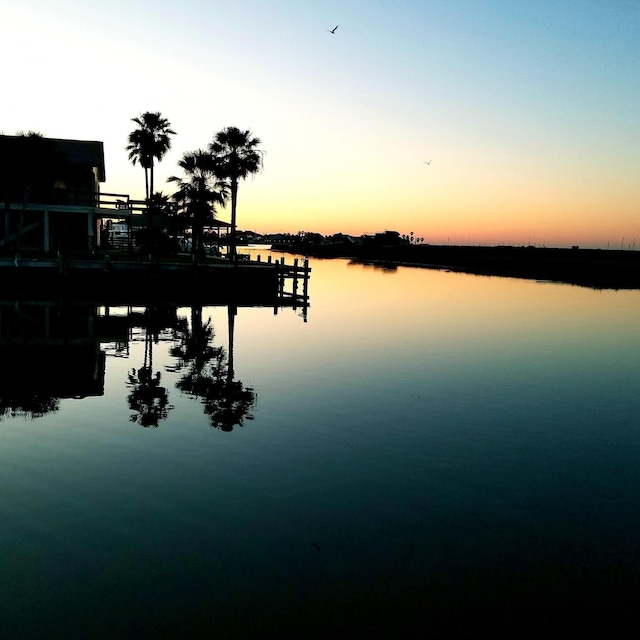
left=1, top=253, right=311, bottom=316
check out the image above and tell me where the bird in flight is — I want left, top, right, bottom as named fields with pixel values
left=328, top=25, right=338, bottom=34
left=423, top=160, right=432, bottom=165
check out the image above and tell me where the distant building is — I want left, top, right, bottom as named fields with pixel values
left=368, top=230, right=407, bottom=247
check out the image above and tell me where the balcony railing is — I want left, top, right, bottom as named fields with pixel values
left=96, top=193, right=177, bottom=215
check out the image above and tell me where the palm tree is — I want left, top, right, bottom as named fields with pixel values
left=209, top=127, right=263, bottom=261
left=168, top=150, right=228, bottom=258
left=148, top=191, right=179, bottom=249
left=126, top=112, right=176, bottom=201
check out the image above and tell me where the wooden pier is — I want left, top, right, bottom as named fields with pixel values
left=232, top=253, right=311, bottom=318
left=0, top=253, right=312, bottom=316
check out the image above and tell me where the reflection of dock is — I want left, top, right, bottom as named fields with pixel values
left=0, top=278, right=311, bottom=418
left=0, top=298, right=271, bottom=426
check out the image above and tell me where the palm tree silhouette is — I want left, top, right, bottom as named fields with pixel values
left=168, top=150, right=228, bottom=259
left=209, top=127, right=263, bottom=261
left=126, top=112, right=176, bottom=201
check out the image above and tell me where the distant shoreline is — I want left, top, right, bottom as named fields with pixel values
left=270, top=243, right=640, bottom=290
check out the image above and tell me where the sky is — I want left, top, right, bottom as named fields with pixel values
left=1, top=0, right=638, bottom=248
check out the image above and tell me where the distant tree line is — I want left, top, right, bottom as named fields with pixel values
left=265, top=230, right=426, bottom=247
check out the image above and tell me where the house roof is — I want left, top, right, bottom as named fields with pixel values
left=53, top=138, right=106, bottom=181
left=0, top=135, right=106, bottom=181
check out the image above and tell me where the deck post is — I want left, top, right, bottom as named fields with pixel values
left=276, top=260, right=284, bottom=298
left=87, top=208, right=95, bottom=251
left=43, top=207, right=50, bottom=253
left=293, top=258, right=299, bottom=298
left=303, top=257, right=309, bottom=301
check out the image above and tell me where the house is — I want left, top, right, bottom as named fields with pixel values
left=0, top=134, right=126, bottom=254
left=370, top=230, right=407, bottom=247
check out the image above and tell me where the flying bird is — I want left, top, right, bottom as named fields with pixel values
left=423, top=160, right=432, bottom=165
left=327, top=25, right=338, bottom=34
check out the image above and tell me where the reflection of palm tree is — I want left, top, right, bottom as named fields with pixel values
left=203, top=370, right=256, bottom=431
left=0, top=395, right=59, bottom=420
left=126, top=308, right=172, bottom=427
left=169, top=306, right=220, bottom=373
left=172, top=304, right=256, bottom=431
left=127, top=365, right=170, bottom=428
left=176, top=349, right=256, bottom=432
left=205, top=304, right=256, bottom=431
left=209, top=127, right=263, bottom=261
left=168, top=151, right=228, bottom=258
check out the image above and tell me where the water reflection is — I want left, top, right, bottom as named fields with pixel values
left=170, top=305, right=256, bottom=430
left=350, top=259, right=398, bottom=273
left=0, top=301, right=106, bottom=419
left=0, top=299, right=259, bottom=430
left=126, top=306, right=175, bottom=427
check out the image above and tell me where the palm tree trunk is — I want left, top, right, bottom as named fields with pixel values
left=230, top=179, right=238, bottom=261
left=192, top=209, right=200, bottom=260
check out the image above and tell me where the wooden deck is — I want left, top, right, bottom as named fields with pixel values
left=0, top=253, right=311, bottom=313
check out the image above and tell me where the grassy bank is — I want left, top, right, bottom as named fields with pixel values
left=273, top=243, right=640, bottom=290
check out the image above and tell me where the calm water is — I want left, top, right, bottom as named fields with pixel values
left=1, top=253, right=639, bottom=637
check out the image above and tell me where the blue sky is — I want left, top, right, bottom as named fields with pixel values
left=2, top=1, right=639, bottom=246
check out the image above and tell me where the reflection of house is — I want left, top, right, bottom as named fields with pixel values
left=0, top=134, right=125, bottom=253
left=0, top=301, right=112, bottom=401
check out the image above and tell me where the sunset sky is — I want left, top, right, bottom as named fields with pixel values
left=2, top=0, right=638, bottom=248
